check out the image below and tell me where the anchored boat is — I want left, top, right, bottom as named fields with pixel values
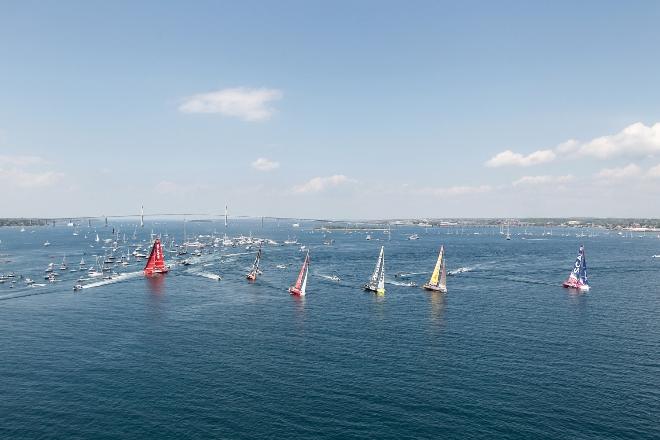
left=562, top=244, right=589, bottom=291
left=288, top=251, right=310, bottom=296
left=144, top=238, right=169, bottom=275
left=422, top=245, right=447, bottom=293
left=364, top=246, right=385, bottom=294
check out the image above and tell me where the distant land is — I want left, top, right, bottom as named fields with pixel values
left=2, top=217, right=660, bottom=231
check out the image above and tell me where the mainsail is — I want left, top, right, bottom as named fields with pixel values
left=423, top=245, right=447, bottom=292
left=364, top=246, right=385, bottom=294
left=289, top=252, right=310, bottom=296
left=562, top=245, right=589, bottom=291
left=246, top=247, right=262, bottom=281
left=144, top=238, right=169, bottom=275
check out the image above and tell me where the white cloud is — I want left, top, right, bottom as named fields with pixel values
left=415, top=185, right=493, bottom=197
left=646, top=163, right=660, bottom=178
left=595, top=163, right=642, bottom=180
left=0, top=154, right=62, bottom=188
left=0, top=168, right=64, bottom=188
left=485, top=149, right=556, bottom=167
left=251, top=157, right=280, bottom=171
left=555, top=139, right=579, bottom=154
left=512, top=175, right=574, bottom=186
left=179, top=87, right=283, bottom=121
left=487, top=122, right=660, bottom=168
left=577, top=122, right=660, bottom=159
left=0, top=155, right=44, bottom=166
left=293, top=175, right=355, bottom=194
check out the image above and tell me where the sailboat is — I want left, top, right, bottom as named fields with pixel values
left=79, top=257, right=87, bottom=270
left=364, top=246, right=385, bottom=294
left=562, top=244, right=589, bottom=291
left=140, top=205, right=144, bottom=228
left=288, top=251, right=310, bottom=296
left=143, top=238, right=169, bottom=275
left=422, top=245, right=447, bottom=293
left=246, top=247, right=262, bottom=281
left=95, top=233, right=100, bottom=243
left=59, top=254, right=68, bottom=271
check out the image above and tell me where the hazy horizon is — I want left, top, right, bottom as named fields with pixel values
left=2, top=1, right=660, bottom=218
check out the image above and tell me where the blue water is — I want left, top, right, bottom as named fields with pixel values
left=1, top=222, right=659, bottom=439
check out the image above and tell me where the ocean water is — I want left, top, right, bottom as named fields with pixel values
left=1, top=221, right=659, bottom=439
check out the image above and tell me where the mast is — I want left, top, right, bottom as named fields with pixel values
left=300, top=263, right=309, bottom=295
left=428, top=246, right=444, bottom=287
left=439, top=253, right=447, bottom=290
left=254, top=248, right=261, bottom=271
left=376, top=248, right=385, bottom=294
left=144, top=238, right=168, bottom=275
left=224, top=205, right=228, bottom=229
left=579, top=246, right=588, bottom=284
left=290, top=252, right=310, bottom=295
left=294, top=253, right=308, bottom=289
left=140, top=205, right=144, bottom=228
left=370, top=246, right=384, bottom=286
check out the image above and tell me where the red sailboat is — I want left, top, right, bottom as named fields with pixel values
left=144, top=238, right=169, bottom=276
left=288, top=251, right=310, bottom=296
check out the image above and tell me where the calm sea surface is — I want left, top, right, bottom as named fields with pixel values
left=1, top=221, right=659, bottom=439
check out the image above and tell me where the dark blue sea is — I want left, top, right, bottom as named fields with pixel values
left=1, top=221, right=659, bottom=439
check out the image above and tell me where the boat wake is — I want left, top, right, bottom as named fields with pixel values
left=81, top=271, right=143, bottom=289
left=186, top=268, right=222, bottom=281
left=317, top=273, right=341, bottom=282
left=394, top=271, right=428, bottom=278
left=447, top=266, right=474, bottom=276
left=387, top=279, right=418, bottom=287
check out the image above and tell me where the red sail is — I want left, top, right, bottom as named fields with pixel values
left=144, top=238, right=168, bottom=275
left=289, top=252, right=309, bottom=295
left=293, top=253, right=309, bottom=290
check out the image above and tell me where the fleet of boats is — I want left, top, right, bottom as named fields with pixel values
left=0, top=220, right=603, bottom=296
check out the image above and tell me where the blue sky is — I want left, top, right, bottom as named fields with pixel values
left=1, top=1, right=660, bottom=219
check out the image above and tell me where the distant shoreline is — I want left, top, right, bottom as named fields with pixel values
left=2, top=217, right=660, bottom=231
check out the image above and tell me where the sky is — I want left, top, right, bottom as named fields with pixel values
left=1, top=0, right=660, bottom=219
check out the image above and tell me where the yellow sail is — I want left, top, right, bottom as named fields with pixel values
left=428, top=246, right=444, bottom=286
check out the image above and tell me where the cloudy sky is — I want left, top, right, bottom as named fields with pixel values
left=1, top=1, right=660, bottom=219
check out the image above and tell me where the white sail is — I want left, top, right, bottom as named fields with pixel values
left=376, top=250, right=385, bottom=293
left=365, top=246, right=385, bottom=294
left=370, top=246, right=383, bottom=284
left=300, top=265, right=308, bottom=296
